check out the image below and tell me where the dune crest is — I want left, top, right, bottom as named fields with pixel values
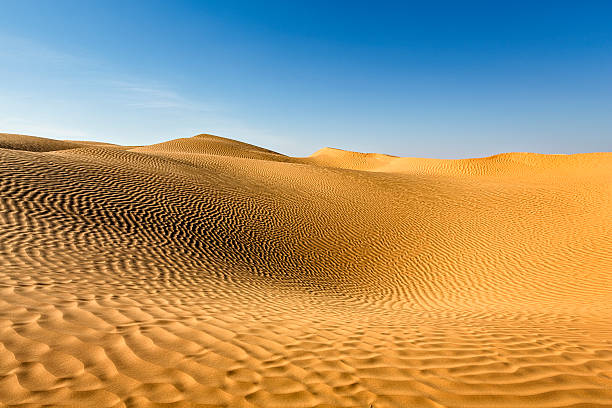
left=0, top=133, right=83, bottom=152
left=1, top=132, right=611, bottom=407
left=306, top=145, right=612, bottom=177
left=131, top=133, right=291, bottom=162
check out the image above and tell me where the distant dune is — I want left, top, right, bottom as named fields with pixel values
left=1, top=132, right=611, bottom=408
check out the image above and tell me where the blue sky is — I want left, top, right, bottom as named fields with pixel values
left=0, top=1, right=610, bottom=157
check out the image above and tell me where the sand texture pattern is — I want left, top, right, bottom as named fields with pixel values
left=1, top=132, right=611, bottom=408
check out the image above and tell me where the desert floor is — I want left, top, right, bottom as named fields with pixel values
left=1, top=132, right=611, bottom=408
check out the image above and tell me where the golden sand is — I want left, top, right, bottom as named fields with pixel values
left=1, top=132, right=611, bottom=407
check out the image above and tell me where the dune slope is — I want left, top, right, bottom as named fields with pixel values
left=0, top=133, right=611, bottom=408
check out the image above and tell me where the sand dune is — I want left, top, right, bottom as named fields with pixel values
left=0, top=132, right=611, bottom=407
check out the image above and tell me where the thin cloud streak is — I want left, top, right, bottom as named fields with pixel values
left=109, top=80, right=214, bottom=112
left=0, top=34, right=255, bottom=145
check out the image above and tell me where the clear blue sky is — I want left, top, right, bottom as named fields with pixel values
left=0, top=1, right=610, bottom=157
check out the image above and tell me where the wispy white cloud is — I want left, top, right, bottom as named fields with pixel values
left=108, top=80, right=213, bottom=111
left=0, top=34, right=212, bottom=113
left=0, top=34, right=274, bottom=148
left=0, top=34, right=89, bottom=67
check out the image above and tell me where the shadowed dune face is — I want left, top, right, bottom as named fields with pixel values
left=0, top=133, right=611, bottom=408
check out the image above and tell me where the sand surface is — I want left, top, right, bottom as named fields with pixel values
left=1, top=132, right=611, bottom=407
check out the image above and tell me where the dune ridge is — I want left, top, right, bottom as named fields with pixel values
left=0, top=132, right=611, bottom=407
